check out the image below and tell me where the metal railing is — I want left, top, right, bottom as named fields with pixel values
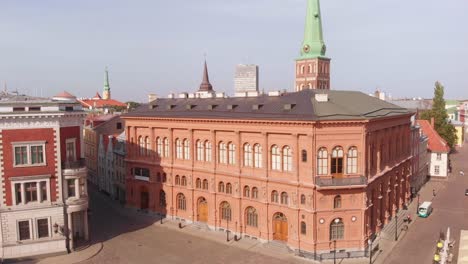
left=62, top=158, right=86, bottom=169
left=316, top=176, right=367, bottom=187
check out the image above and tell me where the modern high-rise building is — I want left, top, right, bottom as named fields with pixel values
left=234, top=64, right=259, bottom=94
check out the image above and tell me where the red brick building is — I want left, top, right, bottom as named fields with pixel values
left=0, top=91, right=89, bottom=258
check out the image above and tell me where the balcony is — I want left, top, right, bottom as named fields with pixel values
left=62, top=158, right=87, bottom=178
left=316, top=176, right=368, bottom=188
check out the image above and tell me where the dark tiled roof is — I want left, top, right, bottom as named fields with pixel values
left=124, top=90, right=410, bottom=121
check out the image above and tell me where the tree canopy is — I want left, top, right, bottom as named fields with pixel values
left=420, top=81, right=457, bottom=149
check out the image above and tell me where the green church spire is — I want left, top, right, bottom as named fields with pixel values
left=298, top=0, right=327, bottom=60
left=104, top=67, right=110, bottom=91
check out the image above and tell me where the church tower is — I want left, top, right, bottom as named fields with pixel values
left=103, top=67, right=111, bottom=100
left=295, top=0, right=331, bottom=91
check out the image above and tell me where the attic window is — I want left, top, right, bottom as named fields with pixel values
left=29, top=107, right=41, bottom=111
left=283, top=104, right=295, bottom=111
left=208, top=105, right=218, bottom=110
left=186, top=104, right=195, bottom=110
left=166, top=105, right=176, bottom=110
left=227, top=104, right=238, bottom=110
left=150, top=104, right=158, bottom=110
left=13, top=107, right=25, bottom=112
left=252, top=104, right=263, bottom=110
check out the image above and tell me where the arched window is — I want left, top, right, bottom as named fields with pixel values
left=138, top=136, right=145, bottom=156
left=317, top=148, right=328, bottom=175
left=226, top=183, right=232, bottom=194
left=196, top=140, right=204, bottom=161
left=196, top=178, right=201, bottom=189
left=202, top=179, right=209, bottom=190
left=175, top=175, right=180, bottom=185
left=271, top=190, right=279, bottom=203
left=334, top=195, right=342, bottom=209
left=228, top=143, right=236, bottom=165
left=301, top=194, right=306, bottom=205
left=283, top=146, right=292, bottom=172
left=300, top=65, right=305, bottom=74
left=331, top=147, right=344, bottom=176
left=220, top=202, right=231, bottom=221
left=243, top=144, right=252, bottom=167
left=301, top=221, right=307, bottom=235
left=330, top=218, right=344, bottom=240
left=162, top=173, right=167, bottom=183
left=243, top=186, right=250, bottom=198
left=251, top=187, right=258, bottom=199
left=281, top=192, right=289, bottom=205
left=301, top=150, right=307, bottom=162
left=308, top=64, right=312, bottom=74
left=271, top=145, right=281, bottom=170
left=177, top=193, right=186, bottom=210
left=156, top=172, right=161, bottom=182
left=175, top=139, right=183, bottom=159
left=246, top=207, right=258, bottom=227
left=253, top=144, right=262, bottom=168
left=205, top=141, right=212, bottom=162
left=218, top=182, right=225, bottom=193
left=145, top=136, right=150, bottom=156
left=159, top=190, right=166, bottom=206
left=183, top=139, right=190, bottom=160
left=219, top=142, right=227, bottom=164
left=181, top=176, right=187, bottom=186
left=156, top=137, right=163, bottom=156
left=163, top=138, right=169, bottom=157
left=347, top=147, right=358, bottom=174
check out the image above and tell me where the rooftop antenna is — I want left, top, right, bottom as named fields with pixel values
left=3, top=81, right=7, bottom=92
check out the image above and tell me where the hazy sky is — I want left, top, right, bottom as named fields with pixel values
left=1, top=0, right=468, bottom=102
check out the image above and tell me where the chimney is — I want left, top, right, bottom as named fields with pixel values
left=430, top=117, right=435, bottom=128
left=148, top=94, right=157, bottom=103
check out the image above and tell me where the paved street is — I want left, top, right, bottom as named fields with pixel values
left=382, top=144, right=468, bottom=264
left=78, top=186, right=311, bottom=264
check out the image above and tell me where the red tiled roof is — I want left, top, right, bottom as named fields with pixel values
left=78, top=99, right=127, bottom=108
left=417, top=120, right=450, bottom=153
left=54, top=91, right=76, bottom=99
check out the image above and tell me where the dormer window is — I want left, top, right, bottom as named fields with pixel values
left=252, top=104, right=263, bottom=110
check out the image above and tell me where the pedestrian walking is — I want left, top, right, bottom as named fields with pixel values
left=433, top=189, right=436, bottom=197
left=460, top=170, right=465, bottom=176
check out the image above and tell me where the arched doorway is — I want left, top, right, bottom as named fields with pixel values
left=140, top=186, right=149, bottom=209
left=198, top=197, right=208, bottom=223
left=272, top=213, right=288, bottom=242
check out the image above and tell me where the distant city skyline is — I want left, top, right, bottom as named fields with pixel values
left=1, top=0, right=468, bottom=102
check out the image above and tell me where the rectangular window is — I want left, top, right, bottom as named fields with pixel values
left=37, top=218, right=49, bottom=238
left=67, top=179, right=76, bottom=198
left=436, top=153, right=442, bottom=161
left=40, top=181, right=48, bottom=201
left=25, top=182, right=37, bottom=203
left=66, top=140, right=76, bottom=162
left=14, top=144, right=45, bottom=166
left=18, top=220, right=30, bottom=240
left=15, top=146, right=28, bottom=165
left=434, top=166, right=440, bottom=175
left=15, top=183, right=22, bottom=204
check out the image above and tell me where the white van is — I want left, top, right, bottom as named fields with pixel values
left=418, top=201, right=432, bottom=218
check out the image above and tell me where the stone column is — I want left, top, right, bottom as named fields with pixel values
left=37, top=181, right=42, bottom=202
left=68, top=212, right=74, bottom=250
left=21, top=183, right=26, bottom=204
left=75, top=179, right=80, bottom=199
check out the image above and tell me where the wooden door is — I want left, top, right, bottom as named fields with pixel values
left=273, top=213, right=288, bottom=242
left=198, top=199, right=208, bottom=223
left=140, top=192, right=149, bottom=209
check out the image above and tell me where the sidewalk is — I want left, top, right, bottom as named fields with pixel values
left=372, top=178, right=447, bottom=264
left=12, top=242, right=103, bottom=264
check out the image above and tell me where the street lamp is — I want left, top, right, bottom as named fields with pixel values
left=416, top=194, right=420, bottom=214
left=395, top=210, right=399, bottom=241
left=333, top=218, right=340, bottom=264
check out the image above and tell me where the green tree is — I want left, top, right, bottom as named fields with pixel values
left=420, top=81, right=457, bottom=149
left=126, top=101, right=141, bottom=110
